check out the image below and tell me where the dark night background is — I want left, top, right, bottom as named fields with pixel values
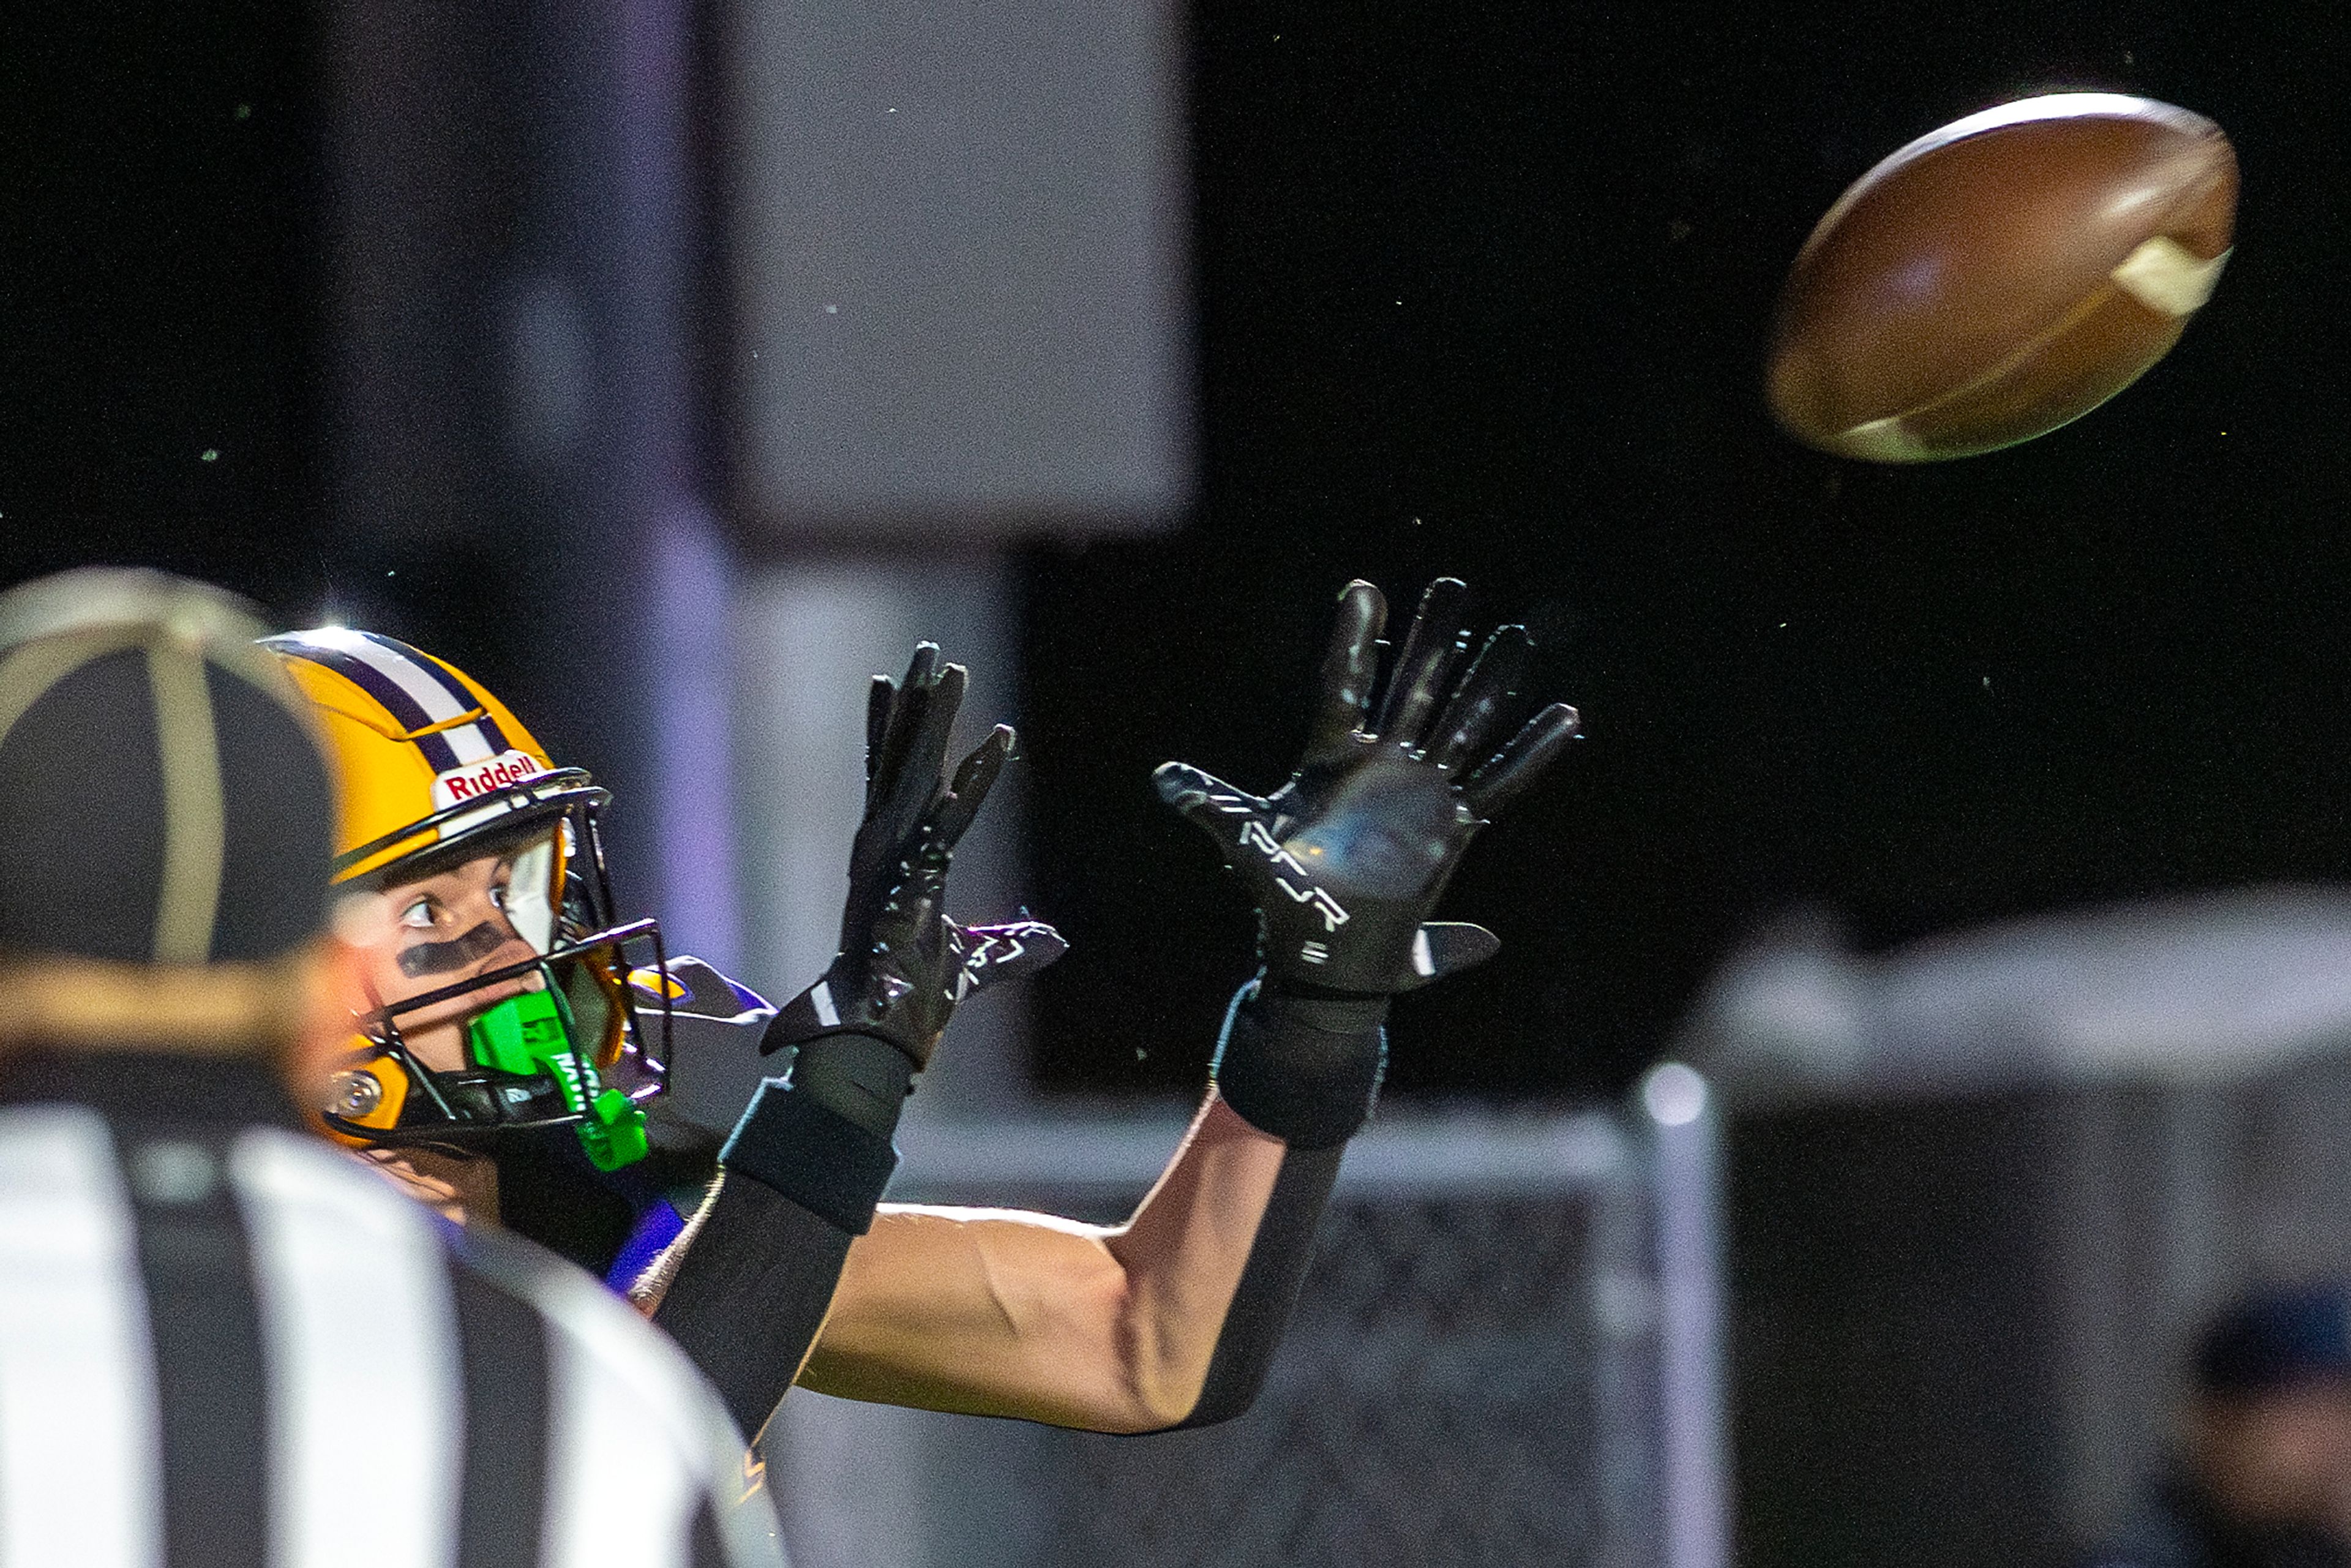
left=0, top=3, right=326, bottom=602
left=5, top=4, right=2347, bottom=1087
left=7, top=5, right=2350, bottom=1565
left=7, top=3, right=2349, bottom=1106
left=1029, top=1, right=2351, bottom=1100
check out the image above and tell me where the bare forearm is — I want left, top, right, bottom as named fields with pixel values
left=800, top=1092, right=1288, bottom=1431
left=1103, top=1093, right=1289, bottom=1406
left=797, top=1207, right=1143, bottom=1426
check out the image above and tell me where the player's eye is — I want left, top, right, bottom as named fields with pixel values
left=398, top=897, right=437, bottom=931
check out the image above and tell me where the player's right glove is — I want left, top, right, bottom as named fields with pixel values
left=1154, top=577, right=1578, bottom=1147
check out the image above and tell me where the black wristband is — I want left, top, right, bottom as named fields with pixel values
left=718, top=1078, right=899, bottom=1235
left=787, top=1029, right=917, bottom=1139
left=1209, top=977, right=1389, bottom=1150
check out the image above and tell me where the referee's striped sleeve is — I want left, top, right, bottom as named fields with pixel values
left=257, top=1131, right=786, bottom=1568
left=0, top=1112, right=780, bottom=1568
left=448, top=1220, right=789, bottom=1568
left=448, top=1264, right=552, bottom=1568
left=231, top=1128, right=465, bottom=1568
left=0, top=1106, right=163, bottom=1568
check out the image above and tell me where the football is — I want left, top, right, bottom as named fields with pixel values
left=1766, top=93, right=2237, bottom=463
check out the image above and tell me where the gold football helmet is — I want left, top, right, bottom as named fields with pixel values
left=263, top=628, right=668, bottom=1169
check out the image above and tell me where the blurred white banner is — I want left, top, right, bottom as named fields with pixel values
left=1685, top=886, right=2351, bottom=1102
left=727, top=0, right=1194, bottom=536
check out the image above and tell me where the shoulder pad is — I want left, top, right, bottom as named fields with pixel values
left=630, top=955, right=773, bottom=1022
left=636, top=957, right=779, bottom=1149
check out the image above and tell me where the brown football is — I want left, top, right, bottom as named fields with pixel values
left=1766, top=93, right=2237, bottom=462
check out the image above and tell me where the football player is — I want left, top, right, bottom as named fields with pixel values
left=268, top=577, right=1578, bottom=1438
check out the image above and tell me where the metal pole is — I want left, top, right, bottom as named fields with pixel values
left=1644, top=1062, right=1732, bottom=1568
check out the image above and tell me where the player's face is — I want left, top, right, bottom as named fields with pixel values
left=343, top=839, right=552, bottom=1071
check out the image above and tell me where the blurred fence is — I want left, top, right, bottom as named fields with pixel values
left=1688, top=893, right=2351, bottom=1564
left=764, top=1102, right=1722, bottom=1568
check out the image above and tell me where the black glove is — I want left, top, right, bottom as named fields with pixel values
left=1154, top=578, right=1578, bottom=1145
left=765, top=644, right=1064, bottom=1110
left=683, top=642, right=1065, bottom=1406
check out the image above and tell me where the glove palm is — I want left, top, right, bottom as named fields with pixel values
left=1155, top=579, right=1578, bottom=995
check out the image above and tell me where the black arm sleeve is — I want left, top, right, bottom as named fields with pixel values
left=655, top=1171, right=858, bottom=1439
left=653, top=1063, right=902, bottom=1439
left=1146, top=980, right=1380, bottom=1431
left=1209, top=980, right=1387, bottom=1150
left=1166, top=1142, right=1343, bottom=1430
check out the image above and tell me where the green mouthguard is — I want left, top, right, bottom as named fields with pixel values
left=465, top=981, right=649, bottom=1171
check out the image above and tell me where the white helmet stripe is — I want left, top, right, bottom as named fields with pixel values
left=437, top=723, right=497, bottom=766
left=300, top=629, right=500, bottom=765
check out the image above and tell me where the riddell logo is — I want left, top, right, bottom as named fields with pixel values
left=432, top=749, right=549, bottom=809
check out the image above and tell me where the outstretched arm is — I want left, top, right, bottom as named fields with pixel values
left=791, top=578, right=1580, bottom=1432
left=799, top=1091, right=1290, bottom=1430
left=647, top=646, right=1062, bottom=1436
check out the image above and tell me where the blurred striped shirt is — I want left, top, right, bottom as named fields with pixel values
left=0, top=1056, right=786, bottom=1568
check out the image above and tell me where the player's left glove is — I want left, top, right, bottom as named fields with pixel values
left=663, top=645, right=1065, bottom=1440
left=1154, top=577, right=1578, bottom=1147
left=708, top=642, right=1065, bottom=1247
left=765, top=642, right=1064, bottom=1071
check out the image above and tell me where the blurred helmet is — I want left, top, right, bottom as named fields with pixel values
left=263, top=628, right=668, bottom=1170
left=2197, top=1282, right=2351, bottom=1395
